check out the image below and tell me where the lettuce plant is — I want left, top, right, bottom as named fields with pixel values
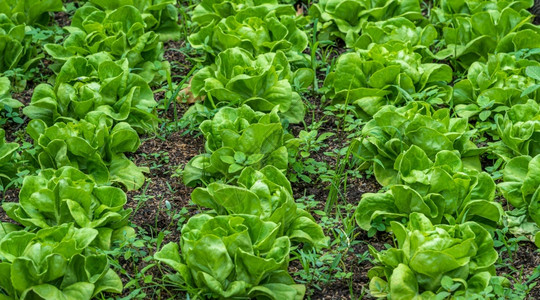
left=85, top=0, right=181, bottom=41
left=454, top=53, right=540, bottom=130
left=309, top=0, right=424, bottom=46
left=191, top=166, right=328, bottom=249
left=191, top=0, right=290, bottom=27
left=522, top=65, right=540, bottom=97
left=0, top=0, right=64, bottom=25
left=368, top=213, right=503, bottom=299
left=323, top=43, right=452, bottom=120
left=348, top=17, right=438, bottom=51
left=0, top=128, right=18, bottom=189
left=0, top=77, right=22, bottom=112
left=189, top=7, right=308, bottom=64
left=0, top=15, right=43, bottom=84
left=351, top=102, right=483, bottom=186
left=0, top=224, right=122, bottom=299
left=430, top=5, right=540, bottom=69
left=355, top=146, right=503, bottom=231
left=182, top=105, right=295, bottom=186
left=190, top=48, right=306, bottom=123
left=3, top=166, right=134, bottom=250
left=44, top=5, right=170, bottom=84
left=0, top=79, right=20, bottom=187
left=155, top=214, right=305, bottom=299
left=498, top=154, right=540, bottom=245
left=26, top=115, right=146, bottom=191
left=0, top=222, right=20, bottom=239
left=430, top=0, right=535, bottom=24
left=23, top=55, right=159, bottom=133
left=493, top=100, right=540, bottom=161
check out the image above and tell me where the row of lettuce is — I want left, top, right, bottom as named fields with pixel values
left=313, top=0, right=539, bottom=298
left=153, top=0, right=330, bottom=299
left=169, top=0, right=538, bottom=299
left=0, top=1, right=182, bottom=299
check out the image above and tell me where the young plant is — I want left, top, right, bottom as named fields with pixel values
left=0, top=77, right=23, bottom=119
left=350, top=101, right=483, bottom=186
left=26, top=115, right=147, bottom=191
left=368, top=213, right=506, bottom=299
left=492, top=100, right=540, bottom=161
left=190, top=48, right=307, bottom=123
left=189, top=5, right=309, bottom=66
left=191, top=166, right=328, bottom=249
left=23, top=56, right=159, bottom=133
left=323, top=43, right=452, bottom=120
left=453, top=53, right=540, bottom=133
left=44, top=5, right=170, bottom=84
left=0, top=0, right=63, bottom=25
left=310, top=0, right=424, bottom=47
left=0, top=17, right=43, bottom=87
left=182, top=105, right=296, bottom=186
left=84, top=0, right=182, bottom=41
left=0, top=223, right=123, bottom=299
left=155, top=214, right=305, bottom=299
left=498, top=154, right=540, bottom=246
left=0, top=128, right=18, bottom=189
left=430, top=4, right=540, bottom=70
left=3, top=166, right=134, bottom=250
left=355, top=146, right=503, bottom=232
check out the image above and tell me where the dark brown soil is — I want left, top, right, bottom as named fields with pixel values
left=164, top=40, right=194, bottom=80
left=112, top=100, right=205, bottom=298
left=531, top=0, right=540, bottom=25
left=498, top=241, right=540, bottom=299
left=0, top=189, right=18, bottom=224
left=125, top=126, right=204, bottom=234
left=54, top=11, right=72, bottom=27
left=287, top=85, right=385, bottom=299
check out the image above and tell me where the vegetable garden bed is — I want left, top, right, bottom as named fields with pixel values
left=0, top=0, right=540, bottom=299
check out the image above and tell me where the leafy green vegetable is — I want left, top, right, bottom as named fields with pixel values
left=26, top=115, right=147, bottom=191
left=429, top=4, right=540, bottom=69
left=0, top=0, right=64, bottom=25
left=0, top=77, right=22, bottom=112
left=191, top=165, right=328, bottom=249
left=23, top=55, right=159, bottom=133
left=351, top=102, right=484, bottom=186
left=191, top=0, right=290, bottom=27
left=3, top=166, right=134, bottom=250
left=0, top=104, right=19, bottom=187
left=189, top=5, right=309, bottom=65
left=0, top=15, right=43, bottom=85
left=155, top=214, right=305, bottom=299
left=310, top=0, right=424, bottom=46
left=355, top=146, right=503, bottom=231
left=44, top=5, right=170, bottom=84
left=182, top=105, right=295, bottom=186
left=492, top=99, right=540, bottom=161
left=347, top=17, right=438, bottom=51
left=0, top=224, right=122, bottom=299
left=521, top=65, right=540, bottom=97
left=323, top=43, right=453, bottom=120
left=190, top=48, right=306, bottom=123
left=368, top=212, right=504, bottom=299
left=454, top=53, right=540, bottom=131
left=498, top=154, right=540, bottom=243
left=86, top=0, right=181, bottom=41
left=0, top=226, right=122, bottom=298
left=430, top=0, right=534, bottom=24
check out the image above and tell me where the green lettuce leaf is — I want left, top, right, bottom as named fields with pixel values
left=155, top=214, right=304, bottom=299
